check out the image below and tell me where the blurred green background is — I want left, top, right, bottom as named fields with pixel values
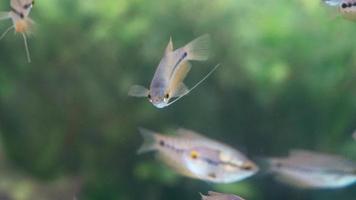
left=0, top=0, right=356, bottom=199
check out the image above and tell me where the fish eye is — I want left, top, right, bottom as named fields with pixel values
left=165, top=93, right=169, bottom=99
left=20, top=13, right=24, bottom=19
left=147, top=94, right=151, bottom=99
left=241, top=164, right=253, bottom=170
left=190, top=150, right=199, bottom=159
left=341, top=3, right=348, bottom=8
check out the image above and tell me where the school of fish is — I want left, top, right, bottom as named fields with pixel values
left=1, top=0, right=356, bottom=199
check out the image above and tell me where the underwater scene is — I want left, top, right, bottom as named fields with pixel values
left=0, top=0, right=356, bottom=200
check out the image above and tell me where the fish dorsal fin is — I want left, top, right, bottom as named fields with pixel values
left=165, top=36, right=173, bottom=53
left=128, top=85, right=149, bottom=97
left=288, top=149, right=356, bottom=171
left=176, top=128, right=210, bottom=141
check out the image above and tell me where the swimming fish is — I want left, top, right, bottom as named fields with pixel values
left=0, top=0, right=35, bottom=62
left=265, top=149, right=356, bottom=189
left=129, top=35, right=219, bottom=108
left=200, top=191, right=245, bottom=200
left=138, top=128, right=258, bottom=183
left=323, top=0, right=356, bottom=21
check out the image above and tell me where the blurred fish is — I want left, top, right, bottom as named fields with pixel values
left=265, top=149, right=356, bottom=189
left=138, top=128, right=258, bottom=183
left=323, top=0, right=356, bottom=21
left=200, top=191, right=245, bottom=200
left=0, top=0, right=35, bottom=62
left=129, top=35, right=220, bottom=108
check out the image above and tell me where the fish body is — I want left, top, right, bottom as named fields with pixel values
left=129, top=35, right=211, bottom=108
left=323, top=0, right=356, bottom=21
left=0, top=0, right=35, bottom=62
left=138, top=128, right=258, bottom=183
left=201, top=191, right=245, bottom=200
left=266, top=149, right=356, bottom=189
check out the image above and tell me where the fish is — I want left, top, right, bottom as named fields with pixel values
left=0, top=0, right=35, bottom=62
left=265, top=149, right=356, bottom=189
left=137, top=128, right=259, bottom=183
left=323, top=0, right=356, bottom=21
left=128, top=35, right=220, bottom=108
left=353, top=130, right=356, bottom=141
left=200, top=191, right=245, bottom=200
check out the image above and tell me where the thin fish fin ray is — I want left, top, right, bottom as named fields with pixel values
left=128, top=85, right=149, bottom=97
left=184, top=34, right=211, bottom=61
left=137, top=128, right=158, bottom=154
left=0, top=25, right=14, bottom=41
left=166, top=63, right=220, bottom=106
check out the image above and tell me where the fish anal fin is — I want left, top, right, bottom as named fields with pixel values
left=156, top=152, right=197, bottom=179
left=172, top=83, right=189, bottom=98
left=169, top=61, right=191, bottom=97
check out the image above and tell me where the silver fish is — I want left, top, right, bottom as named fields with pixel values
left=137, top=128, right=258, bottom=183
left=0, top=0, right=35, bottom=62
left=266, top=149, right=356, bottom=189
left=200, top=191, right=245, bottom=200
left=129, top=35, right=219, bottom=108
left=323, top=0, right=356, bottom=21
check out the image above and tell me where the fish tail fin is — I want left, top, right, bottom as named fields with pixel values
left=254, top=156, right=278, bottom=174
left=137, top=128, right=158, bottom=154
left=0, top=12, right=10, bottom=21
left=184, top=34, right=211, bottom=61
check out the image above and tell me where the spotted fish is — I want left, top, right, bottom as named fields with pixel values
left=138, top=128, right=258, bottom=183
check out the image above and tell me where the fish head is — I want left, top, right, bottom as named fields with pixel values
left=148, top=85, right=171, bottom=108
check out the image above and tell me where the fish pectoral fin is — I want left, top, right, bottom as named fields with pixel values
left=171, top=83, right=189, bottom=98
left=128, top=85, right=149, bottom=97
left=0, top=12, right=10, bottom=21
left=184, top=34, right=211, bottom=61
